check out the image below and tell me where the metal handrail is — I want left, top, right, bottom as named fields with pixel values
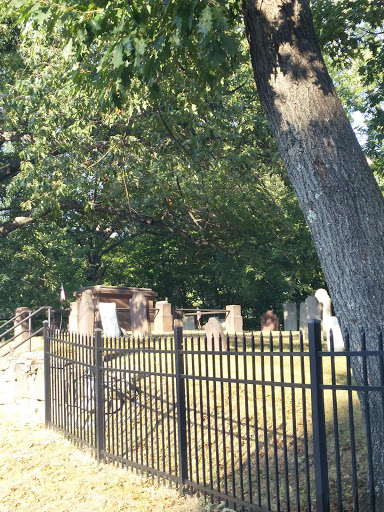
left=0, top=306, right=51, bottom=338
left=1, top=326, right=44, bottom=356
left=0, top=310, right=27, bottom=333
left=0, top=306, right=51, bottom=355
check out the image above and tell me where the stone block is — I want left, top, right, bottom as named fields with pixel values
left=226, top=305, right=243, bottom=334
left=153, top=301, right=173, bottom=332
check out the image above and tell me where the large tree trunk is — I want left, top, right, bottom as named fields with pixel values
left=243, top=0, right=384, bottom=506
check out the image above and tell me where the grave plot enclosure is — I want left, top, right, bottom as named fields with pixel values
left=68, top=286, right=158, bottom=336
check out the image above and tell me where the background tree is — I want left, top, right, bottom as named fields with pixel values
left=5, top=0, right=384, bottom=502
left=0, top=13, right=324, bottom=319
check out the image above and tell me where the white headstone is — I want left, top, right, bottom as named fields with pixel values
left=204, top=317, right=227, bottom=350
left=315, top=288, right=332, bottom=340
left=325, top=316, right=344, bottom=352
left=99, top=302, right=120, bottom=338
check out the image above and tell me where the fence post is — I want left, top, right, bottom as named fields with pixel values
left=309, top=319, right=330, bottom=512
left=94, top=328, right=105, bottom=462
left=43, top=320, right=51, bottom=427
left=174, top=326, right=188, bottom=489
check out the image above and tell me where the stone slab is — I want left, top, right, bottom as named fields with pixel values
left=283, top=303, right=297, bottom=331
left=99, top=302, right=120, bottom=338
left=130, top=292, right=150, bottom=335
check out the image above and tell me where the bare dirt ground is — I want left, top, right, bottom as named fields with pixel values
left=0, top=407, right=203, bottom=512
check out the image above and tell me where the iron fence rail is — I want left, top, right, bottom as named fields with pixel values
left=44, top=320, right=384, bottom=512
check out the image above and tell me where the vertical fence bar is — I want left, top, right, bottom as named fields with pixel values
left=95, top=328, right=105, bottom=462
left=43, top=320, right=51, bottom=427
left=308, top=319, right=330, bottom=512
left=174, top=326, right=188, bottom=489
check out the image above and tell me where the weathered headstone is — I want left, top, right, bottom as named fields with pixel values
left=261, top=310, right=279, bottom=331
left=315, top=288, right=332, bottom=340
left=325, top=316, right=344, bottom=351
left=99, top=302, right=120, bottom=338
left=300, top=295, right=322, bottom=340
left=153, top=300, right=173, bottom=332
left=130, top=292, right=150, bottom=335
left=68, top=302, right=79, bottom=333
left=226, top=305, right=243, bottom=334
left=183, top=316, right=196, bottom=331
left=78, top=289, right=95, bottom=337
left=204, top=317, right=227, bottom=350
left=283, top=303, right=298, bottom=331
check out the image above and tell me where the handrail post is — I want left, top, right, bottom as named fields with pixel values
left=43, top=320, right=51, bottom=427
left=309, top=319, right=330, bottom=511
left=174, top=326, right=188, bottom=489
left=29, top=316, right=32, bottom=352
left=94, top=328, right=105, bottom=461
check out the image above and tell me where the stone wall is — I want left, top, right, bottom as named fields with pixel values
left=0, top=351, right=44, bottom=421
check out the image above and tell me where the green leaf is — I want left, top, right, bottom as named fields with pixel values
left=112, top=44, right=124, bottom=68
left=134, top=37, right=146, bottom=56
left=197, top=6, right=212, bottom=37
left=62, top=39, right=73, bottom=60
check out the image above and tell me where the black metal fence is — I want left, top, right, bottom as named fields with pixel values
left=44, top=320, right=384, bottom=512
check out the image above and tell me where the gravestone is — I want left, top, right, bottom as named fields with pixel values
left=204, top=317, right=227, bottom=350
left=130, top=292, right=150, bottom=335
left=183, top=316, right=196, bottom=331
left=261, top=310, right=279, bottom=331
left=68, top=302, right=79, bottom=332
left=300, top=295, right=322, bottom=340
left=283, top=303, right=297, bottom=331
left=78, top=290, right=95, bottom=337
left=99, top=302, right=120, bottom=338
left=325, top=316, right=344, bottom=351
left=226, top=305, right=243, bottom=334
left=315, top=288, right=332, bottom=340
left=153, top=300, right=173, bottom=332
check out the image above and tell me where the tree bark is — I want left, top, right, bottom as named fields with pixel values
left=243, top=0, right=384, bottom=505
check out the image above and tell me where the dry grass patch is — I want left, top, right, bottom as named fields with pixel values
left=0, top=409, right=204, bottom=512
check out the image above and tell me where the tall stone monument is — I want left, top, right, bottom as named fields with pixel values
left=130, top=292, right=150, bottom=336
left=78, top=289, right=95, bottom=337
